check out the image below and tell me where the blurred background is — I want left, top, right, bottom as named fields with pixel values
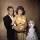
left=0, top=0, right=40, bottom=40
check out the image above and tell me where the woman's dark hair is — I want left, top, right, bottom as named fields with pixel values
left=7, top=6, right=15, bottom=17
left=16, top=6, right=25, bottom=15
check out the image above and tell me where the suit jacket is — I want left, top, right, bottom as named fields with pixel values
left=3, top=15, right=16, bottom=40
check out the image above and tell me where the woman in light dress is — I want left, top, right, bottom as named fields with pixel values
left=26, top=20, right=38, bottom=40
left=14, top=6, right=27, bottom=40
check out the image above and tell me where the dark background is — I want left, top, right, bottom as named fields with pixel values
left=0, top=0, right=40, bottom=40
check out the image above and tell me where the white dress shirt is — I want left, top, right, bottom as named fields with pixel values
left=9, top=15, right=16, bottom=29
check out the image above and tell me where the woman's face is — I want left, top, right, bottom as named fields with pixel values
left=28, top=20, right=35, bottom=27
left=18, top=9, right=23, bottom=15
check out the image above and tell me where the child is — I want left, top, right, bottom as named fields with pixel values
left=26, top=20, right=38, bottom=40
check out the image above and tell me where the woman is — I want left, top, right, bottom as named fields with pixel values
left=26, top=20, right=38, bottom=40
left=15, top=6, right=27, bottom=40
left=15, top=6, right=27, bottom=31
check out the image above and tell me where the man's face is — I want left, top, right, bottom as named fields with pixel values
left=8, top=8, right=13, bottom=16
left=18, top=9, right=23, bottom=15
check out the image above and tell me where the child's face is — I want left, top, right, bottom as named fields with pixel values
left=28, top=20, right=35, bottom=27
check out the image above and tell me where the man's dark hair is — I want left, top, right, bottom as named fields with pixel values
left=7, top=6, right=15, bottom=17
left=16, top=6, right=25, bottom=15
left=7, top=6, right=13, bottom=10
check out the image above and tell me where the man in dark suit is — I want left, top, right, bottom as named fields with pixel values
left=3, top=6, right=17, bottom=40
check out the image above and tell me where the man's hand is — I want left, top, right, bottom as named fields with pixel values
left=11, top=22, right=14, bottom=26
left=12, top=23, right=16, bottom=29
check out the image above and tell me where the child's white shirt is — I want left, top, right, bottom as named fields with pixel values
left=26, top=26, right=38, bottom=40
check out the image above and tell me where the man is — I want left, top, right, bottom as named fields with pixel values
left=3, top=6, right=17, bottom=40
